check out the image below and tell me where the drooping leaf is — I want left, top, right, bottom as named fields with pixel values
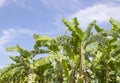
left=6, top=45, right=20, bottom=52
left=34, top=54, right=67, bottom=68
left=9, top=56, right=21, bottom=63
left=84, top=34, right=108, bottom=48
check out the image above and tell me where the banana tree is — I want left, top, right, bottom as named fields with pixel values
left=62, top=17, right=120, bottom=83
left=0, top=45, right=37, bottom=83
left=32, top=18, right=96, bottom=83
left=0, top=18, right=120, bottom=83
left=62, top=18, right=97, bottom=83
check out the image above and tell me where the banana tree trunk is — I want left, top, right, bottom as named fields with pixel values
left=81, top=46, right=90, bottom=83
left=27, top=64, right=37, bottom=83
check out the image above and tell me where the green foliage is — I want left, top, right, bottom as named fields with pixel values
left=0, top=18, right=120, bottom=83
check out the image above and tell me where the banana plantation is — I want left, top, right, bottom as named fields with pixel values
left=0, top=18, right=120, bottom=83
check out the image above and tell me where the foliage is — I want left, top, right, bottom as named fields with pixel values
left=0, top=18, right=120, bottom=83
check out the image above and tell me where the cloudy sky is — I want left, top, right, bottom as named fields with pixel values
left=0, top=0, right=120, bottom=68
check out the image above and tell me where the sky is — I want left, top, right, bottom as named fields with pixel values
left=0, top=0, right=120, bottom=68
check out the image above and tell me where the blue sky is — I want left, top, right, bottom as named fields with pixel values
left=0, top=0, right=120, bottom=68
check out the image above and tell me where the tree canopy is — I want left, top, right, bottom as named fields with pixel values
left=0, top=18, right=120, bottom=83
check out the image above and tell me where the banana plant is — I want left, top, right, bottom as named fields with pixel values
left=82, top=18, right=120, bottom=83
left=62, top=18, right=97, bottom=83
left=0, top=45, right=32, bottom=83
left=0, top=18, right=120, bottom=83
left=62, top=17, right=120, bottom=83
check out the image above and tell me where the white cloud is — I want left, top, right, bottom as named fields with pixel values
left=0, top=28, right=35, bottom=55
left=0, top=28, right=16, bottom=47
left=70, top=4, right=120, bottom=28
left=0, top=28, right=34, bottom=46
left=0, top=0, right=6, bottom=7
